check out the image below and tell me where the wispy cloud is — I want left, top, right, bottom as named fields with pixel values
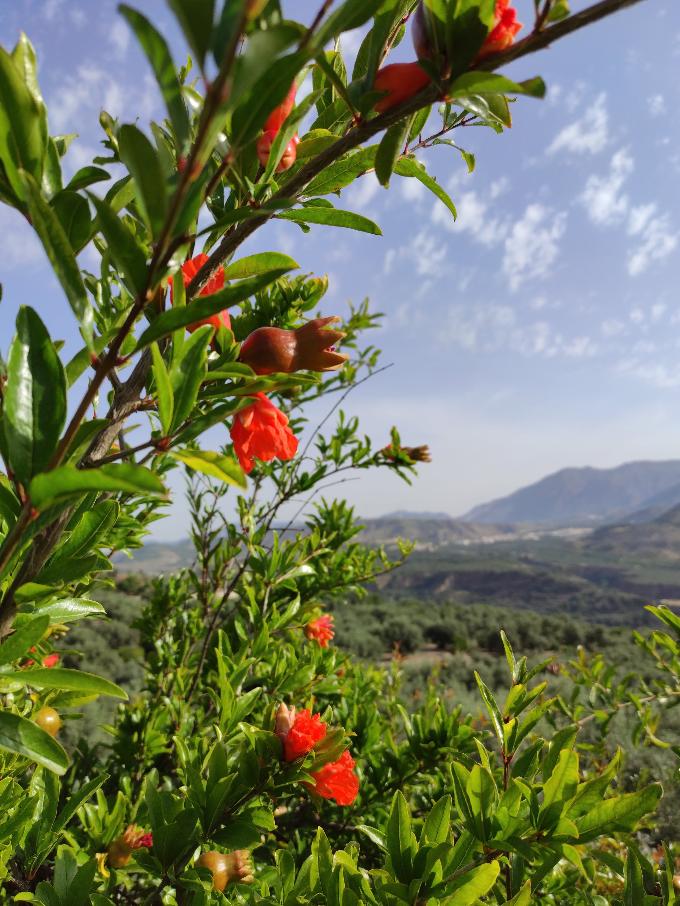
left=580, top=148, right=633, bottom=225
left=627, top=211, right=678, bottom=275
left=503, top=204, right=567, bottom=291
left=548, top=92, right=609, bottom=156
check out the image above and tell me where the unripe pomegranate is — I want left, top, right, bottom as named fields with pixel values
left=196, top=852, right=229, bottom=892
left=257, top=132, right=298, bottom=173
left=373, top=62, right=431, bottom=113
left=264, top=82, right=297, bottom=133
left=34, top=706, right=61, bottom=737
left=239, top=317, right=347, bottom=375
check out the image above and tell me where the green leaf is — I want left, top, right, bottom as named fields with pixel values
left=449, top=72, right=546, bottom=100
left=446, top=860, right=500, bottom=905
left=577, top=784, right=662, bottom=842
left=169, top=449, right=247, bottom=489
left=394, top=157, right=456, bottom=219
left=474, top=671, right=503, bottom=744
left=0, top=46, right=45, bottom=201
left=151, top=342, right=174, bottom=434
left=539, top=748, right=579, bottom=830
left=501, top=881, right=532, bottom=905
left=66, top=166, right=110, bottom=192
left=0, top=711, right=69, bottom=773
left=231, top=54, right=304, bottom=146
left=88, top=193, right=148, bottom=296
left=135, top=270, right=291, bottom=348
left=50, top=190, right=92, bottom=253
left=169, top=326, right=211, bottom=431
left=167, top=0, right=215, bottom=68
left=278, top=207, right=381, bottom=235
left=223, top=252, right=299, bottom=280
left=375, top=119, right=411, bottom=188
left=30, top=598, right=106, bottom=624
left=30, top=463, right=166, bottom=510
left=50, top=502, right=119, bottom=563
left=385, top=791, right=414, bottom=884
left=8, top=667, right=127, bottom=699
left=624, top=849, right=645, bottom=906
left=0, top=616, right=49, bottom=666
left=20, top=173, right=94, bottom=343
left=118, top=6, right=190, bottom=150
left=118, top=124, right=168, bottom=238
left=304, top=147, right=376, bottom=196
left=421, top=795, right=452, bottom=845
left=4, top=306, right=67, bottom=485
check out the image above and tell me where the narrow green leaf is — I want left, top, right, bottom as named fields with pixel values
left=4, top=306, right=67, bottom=485
left=278, top=207, right=381, bottom=235
left=474, top=671, right=503, bottom=744
left=88, top=193, right=148, bottom=296
left=20, top=173, right=93, bottom=342
left=449, top=72, right=546, bottom=100
left=0, top=710, right=69, bottom=774
left=304, top=147, right=376, bottom=196
left=169, top=449, right=247, bottom=489
left=50, top=190, right=92, bottom=253
left=118, top=5, right=190, bottom=149
left=66, top=166, right=110, bottom=192
left=0, top=46, right=45, bottom=201
left=375, top=119, right=411, bottom=188
left=501, top=881, right=532, bottom=905
left=577, top=784, right=662, bottom=842
left=421, top=795, right=451, bottom=845
left=135, top=269, right=291, bottom=348
left=118, top=123, right=168, bottom=238
left=446, top=860, right=500, bottom=905
left=231, top=54, right=304, bottom=146
left=0, top=616, right=49, bottom=666
left=30, top=598, right=106, bottom=624
left=385, top=791, right=414, bottom=884
left=8, top=667, right=127, bottom=699
left=167, top=0, right=215, bottom=68
left=394, top=157, right=457, bottom=219
left=223, top=252, right=299, bottom=281
left=169, top=326, right=211, bottom=431
left=50, top=502, right=119, bottom=563
left=151, top=342, right=174, bottom=434
left=624, top=849, right=645, bottom=906
left=30, top=463, right=166, bottom=509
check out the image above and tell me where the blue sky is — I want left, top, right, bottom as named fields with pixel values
left=1, top=0, right=679, bottom=539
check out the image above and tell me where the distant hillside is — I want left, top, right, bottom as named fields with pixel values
left=357, top=515, right=517, bottom=548
left=590, top=502, right=680, bottom=562
left=462, top=460, right=680, bottom=526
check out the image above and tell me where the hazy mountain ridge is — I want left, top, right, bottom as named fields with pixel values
left=462, top=459, right=680, bottom=526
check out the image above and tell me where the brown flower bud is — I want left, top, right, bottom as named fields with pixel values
left=197, top=850, right=255, bottom=891
left=239, top=317, right=348, bottom=375
left=274, top=703, right=296, bottom=742
left=381, top=444, right=432, bottom=463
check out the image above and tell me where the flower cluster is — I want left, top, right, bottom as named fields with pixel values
left=305, top=614, right=335, bottom=648
left=275, top=704, right=359, bottom=806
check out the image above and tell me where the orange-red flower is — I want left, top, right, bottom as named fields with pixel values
left=107, top=825, right=153, bottom=868
left=275, top=706, right=327, bottom=762
left=309, top=750, right=359, bottom=805
left=478, top=0, right=522, bottom=58
left=305, top=615, right=335, bottom=648
left=169, top=253, right=230, bottom=333
left=373, top=62, right=431, bottom=113
left=230, top=393, right=298, bottom=473
left=239, top=317, right=347, bottom=375
left=42, top=653, right=60, bottom=668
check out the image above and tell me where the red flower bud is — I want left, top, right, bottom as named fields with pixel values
left=264, top=82, right=297, bottom=133
left=169, top=254, right=230, bottom=333
left=373, top=62, right=431, bottom=113
left=239, top=317, right=347, bottom=375
left=42, top=653, right=60, bottom=668
left=257, top=131, right=298, bottom=172
left=478, top=0, right=522, bottom=58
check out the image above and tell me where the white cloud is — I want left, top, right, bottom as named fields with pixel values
left=628, top=202, right=657, bottom=235
left=548, top=93, right=609, bottom=156
left=410, top=230, right=447, bottom=277
left=383, top=249, right=396, bottom=275
left=580, top=148, right=633, bottom=226
left=627, top=212, right=678, bottom=275
left=601, top=318, right=625, bottom=337
left=502, top=204, right=567, bottom=291
left=400, top=177, right=427, bottom=204
left=648, top=94, right=666, bottom=116
left=0, top=208, right=43, bottom=269
left=346, top=175, right=380, bottom=211
left=110, top=19, right=131, bottom=58
left=432, top=189, right=508, bottom=246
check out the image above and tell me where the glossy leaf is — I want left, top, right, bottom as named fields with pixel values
left=449, top=72, right=546, bottom=100
left=167, top=0, right=215, bottom=68
left=385, top=791, right=414, bottom=884
left=278, top=207, right=381, bottom=235
left=576, top=783, right=662, bottom=842
left=4, top=306, right=67, bottom=486
left=30, top=464, right=166, bottom=509
left=169, top=449, right=247, bottom=489
left=446, top=860, right=500, bottom=905
left=20, top=174, right=94, bottom=342
left=375, top=118, right=412, bottom=188
left=30, top=598, right=106, bottom=624
left=0, top=615, right=49, bottom=666
left=0, top=46, right=45, bottom=201
left=88, top=192, right=148, bottom=296
left=151, top=342, right=174, bottom=435
left=223, top=252, right=299, bottom=281
left=169, top=326, right=211, bottom=431
left=8, top=667, right=127, bottom=699
left=66, top=166, right=110, bottom=192
left=118, top=123, right=168, bottom=238
left=119, top=5, right=190, bottom=149
left=50, top=190, right=92, bottom=253
left=0, top=711, right=69, bottom=774
left=312, top=0, right=384, bottom=49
